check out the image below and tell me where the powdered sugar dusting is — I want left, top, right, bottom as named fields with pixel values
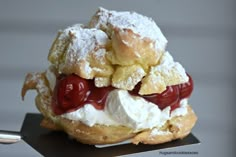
left=26, top=72, right=50, bottom=96
left=65, top=25, right=108, bottom=62
left=23, top=72, right=52, bottom=111
left=150, top=128, right=171, bottom=137
left=112, top=66, right=146, bottom=90
left=49, top=24, right=111, bottom=78
left=49, top=8, right=188, bottom=91
left=90, top=7, right=168, bottom=51
left=152, top=51, right=189, bottom=84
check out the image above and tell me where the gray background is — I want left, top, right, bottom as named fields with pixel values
left=0, top=0, right=235, bottom=156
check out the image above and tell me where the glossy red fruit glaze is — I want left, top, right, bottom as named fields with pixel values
left=143, top=86, right=179, bottom=110
left=129, top=73, right=193, bottom=111
left=52, top=74, right=89, bottom=115
left=52, top=74, right=115, bottom=115
left=85, top=80, right=114, bottom=110
left=179, top=74, right=193, bottom=99
left=52, top=73, right=194, bottom=115
left=170, top=100, right=180, bottom=111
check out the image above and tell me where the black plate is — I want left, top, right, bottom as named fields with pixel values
left=20, top=113, right=200, bottom=157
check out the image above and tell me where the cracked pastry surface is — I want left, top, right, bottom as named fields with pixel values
left=48, top=24, right=113, bottom=80
left=48, top=7, right=187, bottom=94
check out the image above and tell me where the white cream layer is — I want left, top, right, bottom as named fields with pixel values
left=61, top=89, right=188, bottom=132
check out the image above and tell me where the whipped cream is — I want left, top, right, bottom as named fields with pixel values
left=61, top=89, right=188, bottom=132
left=61, top=104, right=120, bottom=127
left=105, top=90, right=170, bottom=131
left=171, top=98, right=188, bottom=118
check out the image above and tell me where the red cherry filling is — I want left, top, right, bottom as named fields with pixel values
left=141, top=86, right=179, bottom=110
left=170, top=100, right=180, bottom=111
left=129, top=74, right=193, bottom=111
left=52, top=74, right=114, bottom=115
left=52, top=74, right=89, bottom=115
left=84, top=83, right=114, bottom=110
left=52, top=73, right=193, bottom=115
left=179, top=73, right=194, bottom=99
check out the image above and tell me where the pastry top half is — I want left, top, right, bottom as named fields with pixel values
left=22, top=7, right=197, bottom=145
left=48, top=7, right=188, bottom=94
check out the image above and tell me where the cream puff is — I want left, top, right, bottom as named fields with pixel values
left=22, top=7, right=197, bottom=145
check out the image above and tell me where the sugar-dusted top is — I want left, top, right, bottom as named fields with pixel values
left=48, top=24, right=112, bottom=79
left=48, top=7, right=188, bottom=93
left=90, top=7, right=168, bottom=51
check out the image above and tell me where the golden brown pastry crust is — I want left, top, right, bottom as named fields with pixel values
left=48, top=24, right=114, bottom=80
left=110, top=28, right=162, bottom=67
left=22, top=72, right=197, bottom=145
